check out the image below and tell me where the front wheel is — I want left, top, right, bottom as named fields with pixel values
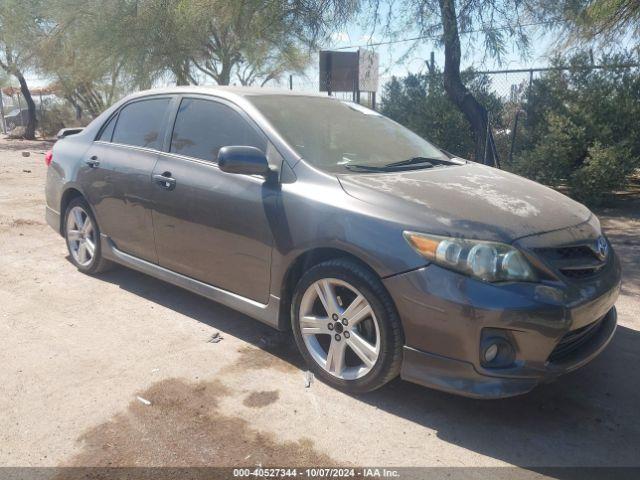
left=291, top=258, right=404, bottom=393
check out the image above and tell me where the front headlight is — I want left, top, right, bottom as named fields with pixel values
left=403, top=231, right=537, bottom=283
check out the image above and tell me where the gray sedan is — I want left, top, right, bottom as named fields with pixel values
left=44, top=87, right=621, bottom=398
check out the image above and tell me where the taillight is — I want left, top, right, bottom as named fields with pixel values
left=44, top=150, right=53, bottom=167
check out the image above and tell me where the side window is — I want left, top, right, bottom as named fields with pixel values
left=112, top=98, right=171, bottom=150
left=97, top=114, right=117, bottom=142
left=170, top=98, right=267, bottom=162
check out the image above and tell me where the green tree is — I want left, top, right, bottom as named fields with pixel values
left=44, top=0, right=353, bottom=88
left=381, top=70, right=505, bottom=158
left=37, top=0, right=137, bottom=118
left=366, top=0, right=541, bottom=163
left=0, top=0, right=43, bottom=139
left=538, top=0, right=640, bottom=49
left=509, top=52, right=640, bottom=204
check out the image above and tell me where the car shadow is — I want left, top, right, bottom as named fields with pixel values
left=95, top=264, right=640, bottom=472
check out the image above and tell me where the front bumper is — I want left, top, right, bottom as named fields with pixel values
left=401, top=307, right=616, bottom=399
left=383, top=255, right=621, bottom=399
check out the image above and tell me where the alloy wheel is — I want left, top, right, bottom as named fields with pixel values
left=66, top=206, right=96, bottom=267
left=299, top=278, right=380, bottom=380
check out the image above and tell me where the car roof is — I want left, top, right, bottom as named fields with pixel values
left=130, top=85, right=330, bottom=102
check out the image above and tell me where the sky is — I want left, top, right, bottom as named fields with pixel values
left=330, top=24, right=557, bottom=76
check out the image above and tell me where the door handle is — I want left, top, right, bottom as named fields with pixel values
left=153, top=173, right=176, bottom=191
left=85, top=156, right=100, bottom=168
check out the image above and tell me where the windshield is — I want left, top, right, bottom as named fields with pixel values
left=249, top=95, right=451, bottom=173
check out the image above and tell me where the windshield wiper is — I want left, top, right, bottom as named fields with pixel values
left=383, top=156, right=453, bottom=168
left=343, top=156, right=454, bottom=173
left=343, top=164, right=391, bottom=172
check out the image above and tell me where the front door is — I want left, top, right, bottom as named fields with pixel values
left=85, top=96, right=173, bottom=263
left=151, top=96, right=277, bottom=304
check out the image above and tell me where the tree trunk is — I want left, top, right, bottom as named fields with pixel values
left=173, top=60, right=191, bottom=86
left=438, top=0, right=492, bottom=164
left=217, top=59, right=233, bottom=85
left=15, top=70, right=36, bottom=140
left=174, top=70, right=189, bottom=86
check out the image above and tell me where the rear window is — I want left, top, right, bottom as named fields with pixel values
left=112, top=98, right=171, bottom=150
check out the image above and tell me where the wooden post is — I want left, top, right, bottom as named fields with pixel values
left=353, top=76, right=357, bottom=103
left=327, top=53, right=332, bottom=96
left=354, top=49, right=360, bottom=104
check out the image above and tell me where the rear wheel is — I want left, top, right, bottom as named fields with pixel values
left=64, top=197, right=112, bottom=274
left=291, top=258, right=403, bottom=393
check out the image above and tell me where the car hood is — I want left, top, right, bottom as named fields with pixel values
left=338, top=163, right=592, bottom=243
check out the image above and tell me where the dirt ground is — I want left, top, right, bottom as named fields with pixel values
left=1, top=136, right=640, bottom=475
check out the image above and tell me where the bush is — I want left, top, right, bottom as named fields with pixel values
left=381, top=71, right=505, bottom=160
left=569, top=143, right=634, bottom=205
left=38, top=103, right=82, bottom=138
left=510, top=52, right=640, bottom=205
left=381, top=51, right=640, bottom=206
left=509, top=113, right=586, bottom=185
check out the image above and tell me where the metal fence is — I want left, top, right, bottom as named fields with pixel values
left=474, top=63, right=638, bottom=166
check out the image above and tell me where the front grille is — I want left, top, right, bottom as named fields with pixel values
left=554, top=245, right=595, bottom=260
left=536, top=243, right=607, bottom=280
left=562, top=267, right=600, bottom=279
left=548, top=317, right=604, bottom=362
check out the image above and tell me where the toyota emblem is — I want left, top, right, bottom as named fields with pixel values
left=594, top=236, right=609, bottom=261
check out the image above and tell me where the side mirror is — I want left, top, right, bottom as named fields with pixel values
left=218, top=146, right=270, bottom=176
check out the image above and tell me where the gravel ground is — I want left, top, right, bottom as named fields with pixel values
left=1, top=137, right=639, bottom=474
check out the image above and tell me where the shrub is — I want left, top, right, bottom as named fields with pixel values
left=381, top=71, right=504, bottom=160
left=511, top=52, right=640, bottom=205
left=38, top=103, right=82, bottom=138
left=509, top=113, right=586, bottom=185
left=381, top=51, right=640, bottom=206
left=569, top=143, right=634, bottom=205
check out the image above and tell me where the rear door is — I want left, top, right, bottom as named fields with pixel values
left=85, top=96, right=173, bottom=263
left=150, top=96, right=278, bottom=303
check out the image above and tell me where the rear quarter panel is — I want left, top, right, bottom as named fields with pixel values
left=45, top=134, right=93, bottom=218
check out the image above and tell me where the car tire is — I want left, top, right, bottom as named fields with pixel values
left=291, top=258, right=404, bottom=393
left=64, top=197, right=113, bottom=274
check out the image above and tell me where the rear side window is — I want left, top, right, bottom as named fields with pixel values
left=170, top=98, right=266, bottom=162
left=112, top=98, right=171, bottom=150
left=97, top=114, right=117, bottom=142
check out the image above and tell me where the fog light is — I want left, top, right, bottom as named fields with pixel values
left=480, top=336, right=516, bottom=368
left=483, top=343, right=499, bottom=363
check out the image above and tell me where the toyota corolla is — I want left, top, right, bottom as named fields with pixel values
left=44, top=87, right=621, bottom=398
